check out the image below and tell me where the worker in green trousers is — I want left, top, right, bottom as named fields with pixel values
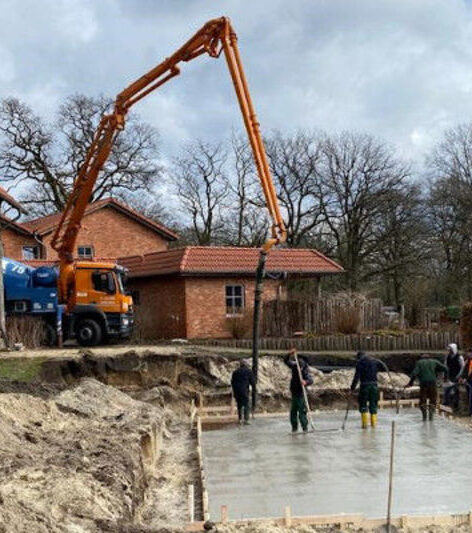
left=405, top=354, right=448, bottom=421
left=284, top=348, right=313, bottom=432
left=350, top=351, right=383, bottom=428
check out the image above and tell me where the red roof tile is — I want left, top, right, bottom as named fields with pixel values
left=119, top=246, right=344, bottom=278
left=21, top=197, right=178, bottom=241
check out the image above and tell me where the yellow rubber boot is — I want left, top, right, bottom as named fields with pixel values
left=370, top=414, right=377, bottom=427
left=361, top=412, right=369, bottom=429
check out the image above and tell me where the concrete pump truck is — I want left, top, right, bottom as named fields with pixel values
left=5, top=17, right=286, bottom=347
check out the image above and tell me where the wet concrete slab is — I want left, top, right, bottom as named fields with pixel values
left=202, top=410, right=472, bottom=520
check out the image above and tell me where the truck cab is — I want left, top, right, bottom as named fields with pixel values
left=68, top=261, right=133, bottom=346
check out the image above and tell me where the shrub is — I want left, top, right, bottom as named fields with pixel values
left=226, top=312, right=252, bottom=339
left=6, top=316, right=47, bottom=349
left=461, top=302, right=472, bottom=349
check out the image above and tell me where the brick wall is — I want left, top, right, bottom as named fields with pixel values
left=127, top=274, right=286, bottom=340
left=1, top=227, right=39, bottom=261
left=129, top=277, right=186, bottom=339
left=41, top=206, right=170, bottom=260
left=184, top=277, right=285, bottom=339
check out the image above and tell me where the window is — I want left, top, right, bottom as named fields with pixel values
left=78, top=246, right=94, bottom=259
left=92, top=271, right=115, bottom=294
left=22, top=245, right=41, bottom=260
left=226, top=284, right=244, bottom=315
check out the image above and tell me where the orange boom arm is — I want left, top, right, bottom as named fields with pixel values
left=51, top=17, right=286, bottom=300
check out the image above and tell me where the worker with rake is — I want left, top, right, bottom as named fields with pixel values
left=284, top=347, right=313, bottom=433
left=405, top=354, right=448, bottom=421
left=350, top=351, right=383, bottom=428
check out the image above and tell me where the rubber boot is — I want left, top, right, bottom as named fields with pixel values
left=370, top=414, right=377, bottom=427
left=361, top=412, right=368, bottom=429
left=428, top=407, right=434, bottom=421
left=421, top=407, right=427, bottom=421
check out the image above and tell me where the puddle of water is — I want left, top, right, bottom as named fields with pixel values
left=202, top=410, right=472, bottom=520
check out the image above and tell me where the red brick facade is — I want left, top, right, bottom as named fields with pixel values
left=1, top=226, right=38, bottom=261
left=41, top=207, right=170, bottom=260
left=130, top=275, right=285, bottom=340
left=0, top=198, right=177, bottom=262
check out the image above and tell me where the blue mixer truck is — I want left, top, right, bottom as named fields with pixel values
left=3, top=257, right=59, bottom=344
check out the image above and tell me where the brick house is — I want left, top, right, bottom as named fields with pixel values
left=2, top=197, right=178, bottom=262
left=120, top=246, right=343, bottom=339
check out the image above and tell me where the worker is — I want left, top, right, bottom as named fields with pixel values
left=444, top=343, right=464, bottom=409
left=460, top=348, right=472, bottom=415
left=405, top=354, right=448, bottom=421
left=284, top=348, right=313, bottom=433
left=231, top=360, right=255, bottom=425
left=350, top=351, right=383, bottom=428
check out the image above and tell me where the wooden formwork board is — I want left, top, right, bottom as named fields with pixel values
left=186, top=510, right=472, bottom=531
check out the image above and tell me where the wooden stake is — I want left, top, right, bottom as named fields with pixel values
left=221, top=505, right=228, bottom=523
left=284, top=505, right=292, bottom=527
left=188, top=484, right=195, bottom=523
left=386, top=420, right=396, bottom=533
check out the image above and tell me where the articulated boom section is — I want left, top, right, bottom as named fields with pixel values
left=51, top=16, right=286, bottom=303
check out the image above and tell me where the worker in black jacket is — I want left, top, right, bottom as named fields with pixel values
left=350, top=351, right=383, bottom=428
left=284, top=348, right=313, bottom=432
left=231, top=360, right=255, bottom=425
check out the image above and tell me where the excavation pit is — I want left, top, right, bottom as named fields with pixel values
left=201, top=410, right=472, bottom=521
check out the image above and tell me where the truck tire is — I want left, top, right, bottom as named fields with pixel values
left=76, top=318, right=102, bottom=347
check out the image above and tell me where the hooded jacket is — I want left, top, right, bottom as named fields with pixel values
left=445, top=343, right=465, bottom=382
left=284, top=354, right=313, bottom=396
left=350, top=354, right=383, bottom=391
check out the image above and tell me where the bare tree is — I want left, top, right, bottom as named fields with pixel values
left=265, top=132, right=323, bottom=247
left=317, top=132, right=410, bottom=290
left=369, top=184, right=427, bottom=306
left=222, top=135, right=268, bottom=246
left=0, top=95, right=162, bottom=216
left=170, top=141, right=228, bottom=245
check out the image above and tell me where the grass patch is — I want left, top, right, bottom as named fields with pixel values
left=0, top=357, right=46, bottom=382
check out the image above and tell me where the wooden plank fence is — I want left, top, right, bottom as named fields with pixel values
left=262, top=298, right=383, bottom=336
left=203, top=330, right=456, bottom=352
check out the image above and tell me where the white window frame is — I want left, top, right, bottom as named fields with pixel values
left=225, top=284, right=245, bottom=315
left=77, top=245, right=94, bottom=259
left=22, top=245, right=41, bottom=260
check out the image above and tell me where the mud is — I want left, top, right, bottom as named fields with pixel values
left=202, top=410, right=472, bottom=521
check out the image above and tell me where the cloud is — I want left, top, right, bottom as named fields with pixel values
left=1, top=0, right=472, bottom=165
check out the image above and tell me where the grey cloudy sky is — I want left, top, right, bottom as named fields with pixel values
left=2, top=0, right=472, bottom=164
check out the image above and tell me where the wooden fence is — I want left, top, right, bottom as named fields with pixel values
left=203, top=330, right=456, bottom=352
left=262, top=298, right=383, bottom=336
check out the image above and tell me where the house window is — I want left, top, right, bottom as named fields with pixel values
left=78, top=246, right=94, bottom=259
left=22, top=245, right=41, bottom=260
left=226, top=284, right=245, bottom=315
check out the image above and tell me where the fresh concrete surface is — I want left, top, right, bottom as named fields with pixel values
left=202, top=410, right=472, bottom=520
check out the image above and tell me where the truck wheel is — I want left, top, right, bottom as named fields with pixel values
left=76, top=319, right=102, bottom=347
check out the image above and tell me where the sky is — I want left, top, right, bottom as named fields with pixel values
left=2, top=0, right=472, bottom=168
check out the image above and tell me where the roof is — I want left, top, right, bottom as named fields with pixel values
left=23, top=257, right=117, bottom=268
left=21, top=197, right=178, bottom=241
left=119, top=246, right=344, bottom=278
left=0, top=186, right=26, bottom=214
left=0, top=213, right=35, bottom=236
